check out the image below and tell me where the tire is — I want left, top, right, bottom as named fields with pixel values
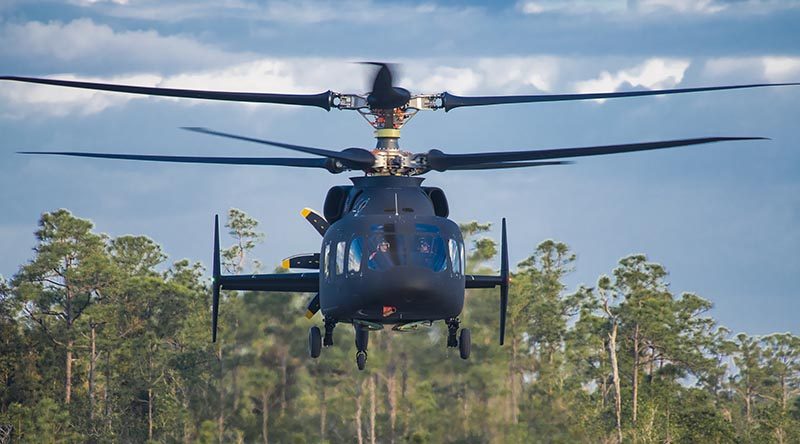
left=356, top=351, right=367, bottom=371
left=459, top=328, right=471, bottom=360
left=308, top=326, right=322, bottom=359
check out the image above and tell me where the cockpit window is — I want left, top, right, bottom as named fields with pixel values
left=336, top=241, right=346, bottom=275
left=449, top=239, right=462, bottom=275
left=367, top=235, right=403, bottom=271
left=323, top=243, right=331, bottom=279
left=415, top=223, right=439, bottom=233
left=412, top=235, right=447, bottom=272
left=348, top=237, right=363, bottom=273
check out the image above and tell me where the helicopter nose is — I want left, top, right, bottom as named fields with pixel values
left=370, top=267, right=463, bottom=318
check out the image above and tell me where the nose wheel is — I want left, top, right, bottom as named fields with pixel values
left=355, top=324, right=370, bottom=370
left=446, top=318, right=471, bottom=360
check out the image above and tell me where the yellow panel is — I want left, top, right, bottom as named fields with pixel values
left=374, top=128, right=401, bottom=138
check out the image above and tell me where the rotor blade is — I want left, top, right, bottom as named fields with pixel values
left=0, top=76, right=333, bottom=110
left=182, top=127, right=375, bottom=168
left=18, top=151, right=336, bottom=169
left=364, top=63, right=411, bottom=109
left=446, top=160, right=573, bottom=170
left=426, top=137, right=766, bottom=172
left=441, top=82, right=800, bottom=111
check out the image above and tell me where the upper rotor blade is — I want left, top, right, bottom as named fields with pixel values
left=182, top=127, right=375, bottom=168
left=426, top=137, right=766, bottom=171
left=0, top=76, right=333, bottom=110
left=441, top=82, right=800, bottom=111
left=447, top=160, right=573, bottom=170
left=18, top=151, right=334, bottom=169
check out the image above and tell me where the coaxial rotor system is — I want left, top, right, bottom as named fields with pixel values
left=3, top=63, right=798, bottom=176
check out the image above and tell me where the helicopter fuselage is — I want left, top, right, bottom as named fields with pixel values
left=318, top=175, right=466, bottom=325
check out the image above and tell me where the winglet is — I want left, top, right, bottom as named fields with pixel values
left=212, top=214, right=222, bottom=343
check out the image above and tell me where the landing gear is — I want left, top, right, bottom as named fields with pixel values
left=354, top=324, right=369, bottom=371
left=356, top=351, right=367, bottom=370
left=459, top=328, right=471, bottom=360
left=446, top=318, right=460, bottom=348
left=308, top=326, right=321, bottom=358
left=324, top=318, right=336, bottom=347
left=446, top=318, right=470, bottom=360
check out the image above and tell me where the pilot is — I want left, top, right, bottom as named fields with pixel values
left=417, top=238, right=431, bottom=254
left=368, top=239, right=393, bottom=270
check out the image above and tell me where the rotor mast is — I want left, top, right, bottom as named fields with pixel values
left=358, top=100, right=437, bottom=176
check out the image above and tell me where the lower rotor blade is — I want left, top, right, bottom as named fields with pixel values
left=18, top=151, right=334, bottom=169
left=441, top=82, right=800, bottom=111
left=182, top=127, right=375, bottom=168
left=447, top=160, right=572, bottom=170
left=426, top=137, right=766, bottom=171
left=0, top=76, right=333, bottom=110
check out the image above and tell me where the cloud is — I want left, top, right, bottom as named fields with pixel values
left=704, top=56, right=800, bottom=83
left=62, top=0, right=476, bottom=24
left=518, top=0, right=800, bottom=15
left=0, top=73, right=160, bottom=117
left=0, top=19, right=251, bottom=72
left=574, top=58, right=691, bottom=100
left=635, top=0, right=727, bottom=13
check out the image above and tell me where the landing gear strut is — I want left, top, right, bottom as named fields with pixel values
left=308, top=326, right=321, bottom=359
left=446, top=318, right=470, bottom=360
left=354, top=324, right=369, bottom=371
left=324, top=318, right=336, bottom=347
left=446, top=318, right=460, bottom=348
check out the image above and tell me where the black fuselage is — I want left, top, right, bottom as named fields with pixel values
left=318, top=176, right=465, bottom=324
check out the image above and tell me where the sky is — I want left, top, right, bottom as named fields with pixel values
left=1, top=0, right=798, bottom=336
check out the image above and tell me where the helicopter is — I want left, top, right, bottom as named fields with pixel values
left=2, top=64, right=798, bottom=370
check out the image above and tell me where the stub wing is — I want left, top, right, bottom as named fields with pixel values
left=217, top=272, right=319, bottom=293
left=464, top=275, right=504, bottom=289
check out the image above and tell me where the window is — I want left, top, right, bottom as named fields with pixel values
left=323, top=243, right=331, bottom=279
left=449, top=239, right=462, bottom=275
left=336, top=241, right=346, bottom=275
left=367, top=235, right=404, bottom=271
left=348, top=237, right=363, bottom=273
left=412, top=235, right=447, bottom=272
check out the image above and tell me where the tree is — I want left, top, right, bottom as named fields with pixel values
left=222, top=208, right=265, bottom=274
left=13, top=209, right=115, bottom=405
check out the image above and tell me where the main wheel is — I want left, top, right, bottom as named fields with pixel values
left=308, top=326, right=322, bottom=359
left=459, top=328, right=471, bottom=360
left=356, top=351, right=367, bottom=371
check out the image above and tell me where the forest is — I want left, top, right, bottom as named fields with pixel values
left=1, top=208, right=799, bottom=443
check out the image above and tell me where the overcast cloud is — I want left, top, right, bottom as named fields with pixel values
left=1, top=0, right=798, bottom=336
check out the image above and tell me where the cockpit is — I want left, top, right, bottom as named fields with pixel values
left=322, top=222, right=464, bottom=279
left=365, top=223, right=457, bottom=272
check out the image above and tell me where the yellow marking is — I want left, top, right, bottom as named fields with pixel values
left=281, top=259, right=290, bottom=269
left=305, top=309, right=315, bottom=319
left=374, top=128, right=401, bottom=138
left=301, top=207, right=312, bottom=218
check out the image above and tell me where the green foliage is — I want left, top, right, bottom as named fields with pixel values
left=1, top=211, right=798, bottom=443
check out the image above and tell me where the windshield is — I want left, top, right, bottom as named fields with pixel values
left=366, top=226, right=449, bottom=272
